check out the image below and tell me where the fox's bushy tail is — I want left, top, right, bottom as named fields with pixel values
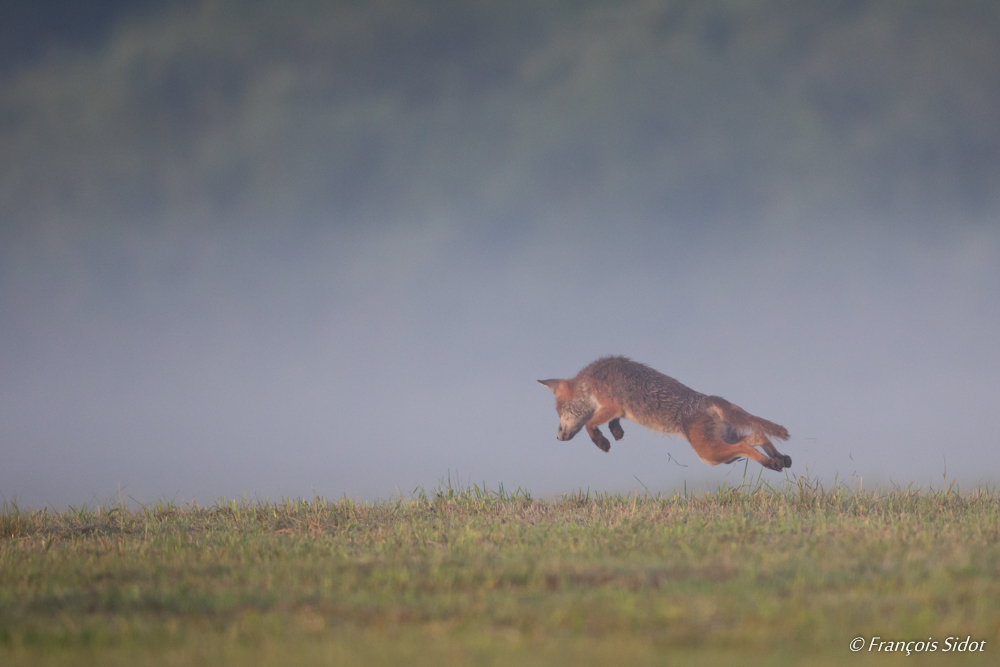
left=706, top=396, right=789, bottom=440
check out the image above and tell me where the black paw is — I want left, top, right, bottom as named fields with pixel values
left=591, top=429, right=611, bottom=453
left=765, top=455, right=791, bottom=471
left=609, top=419, right=625, bottom=441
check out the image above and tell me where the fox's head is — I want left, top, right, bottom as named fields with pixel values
left=538, top=378, right=594, bottom=441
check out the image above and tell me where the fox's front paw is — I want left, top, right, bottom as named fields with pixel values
left=609, top=419, right=625, bottom=441
left=590, top=428, right=611, bottom=453
left=781, top=454, right=792, bottom=469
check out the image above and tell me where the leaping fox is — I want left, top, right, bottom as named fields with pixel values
left=539, top=356, right=791, bottom=471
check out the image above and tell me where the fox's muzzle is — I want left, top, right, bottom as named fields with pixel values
left=557, top=422, right=584, bottom=441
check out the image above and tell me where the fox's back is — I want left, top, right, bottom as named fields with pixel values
left=576, top=356, right=706, bottom=435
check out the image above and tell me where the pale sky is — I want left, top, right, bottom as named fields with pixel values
left=2, top=0, right=998, bottom=508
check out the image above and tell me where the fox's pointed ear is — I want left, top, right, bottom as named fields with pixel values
left=538, top=379, right=562, bottom=394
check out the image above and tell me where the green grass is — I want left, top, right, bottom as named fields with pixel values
left=1, top=477, right=998, bottom=666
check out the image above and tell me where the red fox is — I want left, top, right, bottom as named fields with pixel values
left=539, top=356, right=791, bottom=471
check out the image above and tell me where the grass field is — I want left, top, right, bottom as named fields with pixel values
left=1, top=476, right=998, bottom=666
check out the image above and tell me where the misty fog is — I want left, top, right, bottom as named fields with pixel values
left=2, top=0, right=998, bottom=508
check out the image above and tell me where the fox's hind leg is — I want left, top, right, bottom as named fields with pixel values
left=754, top=435, right=792, bottom=469
left=609, top=419, right=625, bottom=441
left=683, top=413, right=790, bottom=471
